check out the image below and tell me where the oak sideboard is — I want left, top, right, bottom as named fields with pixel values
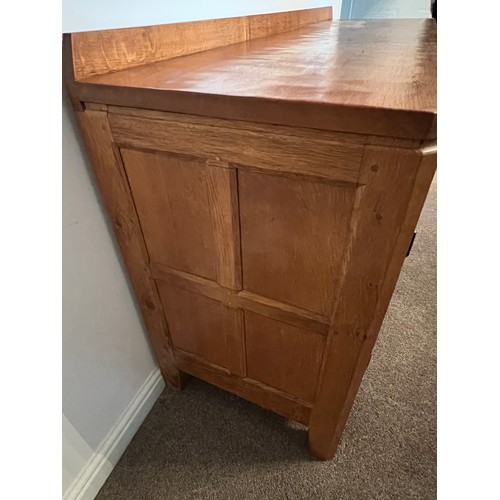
left=63, top=7, right=437, bottom=460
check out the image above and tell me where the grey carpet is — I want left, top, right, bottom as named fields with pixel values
left=96, top=177, right=436, bottom=500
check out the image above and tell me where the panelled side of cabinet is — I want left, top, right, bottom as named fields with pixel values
left=106, top=107, right=366, bottom=416
left=64, top=12, right=435, bottom=462
left=72, top=102, right=435, bottom=460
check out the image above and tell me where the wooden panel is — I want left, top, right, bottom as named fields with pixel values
left=108, top=106, right=422, bottom=150
left=206, top=161, right=242, bottom=289
left=70, top=7, right=332, bottom=80
left=84, top=102, right=108, bottom=111
left=150, top=263, right=330, bottom=336
left=308, top=146, right=433, bottom=460
left=121, top=149, right=217, bottom=280
left=245, top=312, right=325, bottom=403
left=75, top=110, right=183, bottom=388
left=239, top=170, right=356, bottom=315
left=223, top=307, right=246, bottom=377
left=157, top=282, right=244, bottom=376
left=109, top=112, right=363, bottom=184
left=174, top=348, right=312, bottom=425
left=77, top=84, right=435, bottom=142
left=236, top=290, right=329, bottom=336
left=153, top=263, right=229, bottom=304
left=247, top=7, right=332, bottom=39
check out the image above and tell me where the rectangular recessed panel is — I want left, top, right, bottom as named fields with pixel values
left=245, top=311, right=325, bottom=402
left=239, top=170, right=355, bottom=315
left=121, top=148, right=216, bottom=280
left=157, top=281, right=242, bottom=372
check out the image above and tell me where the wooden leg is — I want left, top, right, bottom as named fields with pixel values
left=308, top=147, right=437, bottom=461
left=307, top=336, right=372, bottom=461
left=307, top=344, right=371, bottom=461
left=171, top=370, right=191, bottom=390
left=159, top=358, right=190, bottom=390
left=308, top=430, right=335, bottom=461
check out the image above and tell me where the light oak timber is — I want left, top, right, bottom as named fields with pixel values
left=70, top=7, right=332, bottom=80
left=153, top=264, right=226, bottom=304
left=70, top=19, right=436, bottom=140
left=245, top=311, right=325, bottom=403
left=75, top=110, right=184, bottom=389
left=151, top=263, right=330, bottom=336
left=83, top=88, right=432, bottom=143
left=236, top=291, right=330, bottom=336
left=84, top=19, right=436, bottom=118
left=84, top=102, right=108, bottom=111
left=64, top=10, right=436, bottom=461
left=174, top=348, right=312, bottom=425
left=157, top=282, right=245, bottom=376
left=109, top=112, right=363, bottom=184
left=205, top=160, right=243, bottom=290
left=224, top=307, right=247, bottom=378
left=121, top=148, right=218, bottom=280
left=368, top=145, right=436, bottom=337
left=308, top=146, right=435, bottom=459
left=239, top=169, right=355, bottom=315
left=107, top=106, right=422, bottom=149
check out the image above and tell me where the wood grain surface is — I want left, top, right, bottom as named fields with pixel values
left=308, top=146, right=436, bottom=459
left=65, top=11, right=437, bottom=461
left=245, top=311, right=325, bottom=403
left=69, top=19, right=436, bottom=139
left=239, top=169, right=355, bottom=315
left=158, top=283, right=245, bottom=376
left=109, top=111, right=363, bottom=183
left=85, top=19, right=435, bottom=114
left=151, top=264, right=330, bottom=336
left=206, top=162, right=242, bottom=290
left=107, top=106, right=422, bottom=149
left=70, top=7, right=332, bottom=80
left=121, top=149, right=217, bottom=281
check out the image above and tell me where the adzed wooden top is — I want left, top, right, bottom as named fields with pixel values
left=66, top=13, right=436, bottom=140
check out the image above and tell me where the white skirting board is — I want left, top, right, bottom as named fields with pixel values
left=63, top=369, right=165, bottom=500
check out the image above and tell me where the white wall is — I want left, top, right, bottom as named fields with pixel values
left=62, top=2, right=337, bottom=499
left=341, top=0, right=430, bottom=19
left=63, top=0, right=338, bottom=33
left=62, top=96, right=164, bottom=499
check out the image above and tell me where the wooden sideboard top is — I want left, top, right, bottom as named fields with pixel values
left=64, top=9, right=436, bottom=140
